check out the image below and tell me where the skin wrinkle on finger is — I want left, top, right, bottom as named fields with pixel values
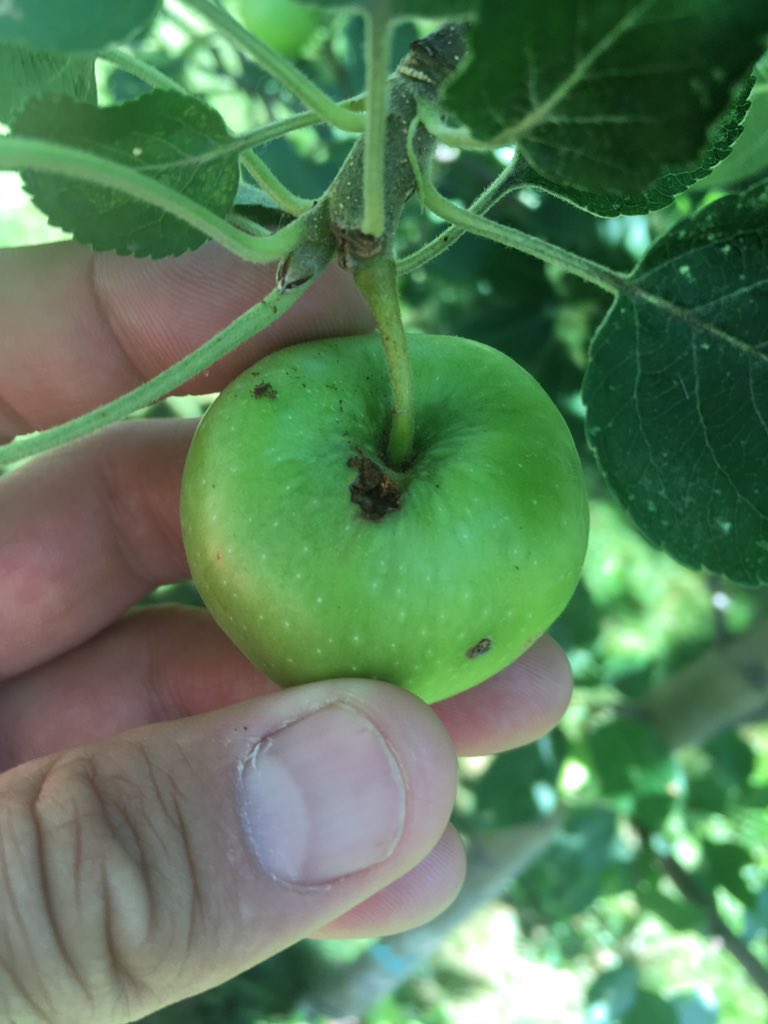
left=94, top=425, right=190, bottom=593
left=0, top=421, right=193, bottom=680
left=87, top=247, right=152, bottom=391
left=0, top=748, right=166, bottom=1022
left=0, top=389, right=30, bottom=442
left=0, top=245, right=145, bottom=440
left=0, top=607, right=274, bottom=770
left=0, top=241, right=374, bottom=438
left=90, top=244, right=274, bottom=386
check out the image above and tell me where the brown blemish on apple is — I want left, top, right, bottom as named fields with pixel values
left=252, top=381, right=277, bottom=399
left=348, top=451, right=402, bottom=521
left=467, top=637, right=492, bottom=658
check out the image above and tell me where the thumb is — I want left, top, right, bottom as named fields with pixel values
left=0, top=679, right=457, bottom=1024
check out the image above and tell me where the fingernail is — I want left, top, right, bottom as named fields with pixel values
left=241, top=705, right=406, bottom=885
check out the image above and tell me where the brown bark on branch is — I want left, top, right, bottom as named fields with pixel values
left=637, top=616, right=768, bottom=748
left=636, top=827, right=768, bottom=996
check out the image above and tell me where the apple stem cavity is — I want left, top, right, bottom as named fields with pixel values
left=354, top=256, right=415, bottom=470
left=348, top=450, right=403, bottom=520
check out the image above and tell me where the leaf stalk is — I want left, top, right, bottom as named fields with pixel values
left=0, top=136, right=305, bottom=264
left=239, top=150, right=313, bottom=217
left=100, top=47, right=187, bottom=94
left=397, top=154, right=527, bottom=275
left=407, top=120, right=623, bottom=296
left=0, top=280, right=312, bottom=468
left=183, top=0, right=366, bottom=133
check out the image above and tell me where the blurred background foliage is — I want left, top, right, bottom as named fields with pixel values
left=2, top=3, right=768, bottom=1022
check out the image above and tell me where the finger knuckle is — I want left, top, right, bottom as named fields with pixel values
left=0, top=744, right=199, bottom=1022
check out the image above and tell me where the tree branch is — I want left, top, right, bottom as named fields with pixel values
left=637, top=616, right=768, bottom=748
left=636, top=826, right=768, bottom=997
left=297, top=814, right=565, bottom=1018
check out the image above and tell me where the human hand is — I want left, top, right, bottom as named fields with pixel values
left=0, top=242, right=573, bottom=1023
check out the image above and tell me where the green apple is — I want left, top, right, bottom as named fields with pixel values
left=232, top=0, right=320, bottom=57
left=180, top=333, right=589, bottom=704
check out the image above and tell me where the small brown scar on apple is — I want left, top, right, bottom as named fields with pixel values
left=252, top=381, right=277, bottom=399
left=467, top=637, right=492, bottom=658
left=348, top=451, right=402, bottom=521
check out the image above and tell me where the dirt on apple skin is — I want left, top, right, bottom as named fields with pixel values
left=252, top=380, right=277, bottom=399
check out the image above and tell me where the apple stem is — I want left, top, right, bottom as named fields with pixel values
left=354, top=257, right=415, bottom=469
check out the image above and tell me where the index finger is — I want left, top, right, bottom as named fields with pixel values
left=0, top=240, right=373, bottom=440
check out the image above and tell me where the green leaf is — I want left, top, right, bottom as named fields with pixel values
left=744, top=885, right=768, bottom=942
left=704, top=731, right=755, bottom=787
left=670, top=992, right=719, bottom=1024
left=518, top=809, right=617, bottom=917
left=623, top=991, right=678, bottom=1024
left=517, top=80, right=753, bottom=217
left=0, top=0, right=160, bottom=52
left=469, top=731, right=565, bottom=828
left=0, top=44, right=96, bottom=124
left=13, top=91, right=240, bottom=258
left=697, top=57, right=768, bottom=191
left=234, top=179, right=289, bottom=229
left=444, top=0, right=768, bottom=194
left=588, top=963, right=640, bottom=1019
left=587, top=719, right=677, bottom=800
left=301, top=0, right=478, bottom=15
left=583, top=181, right=768, bottom=585
left=640, top=885, right=710, bottom=931
left=702, top=841, right=754, bottom=905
